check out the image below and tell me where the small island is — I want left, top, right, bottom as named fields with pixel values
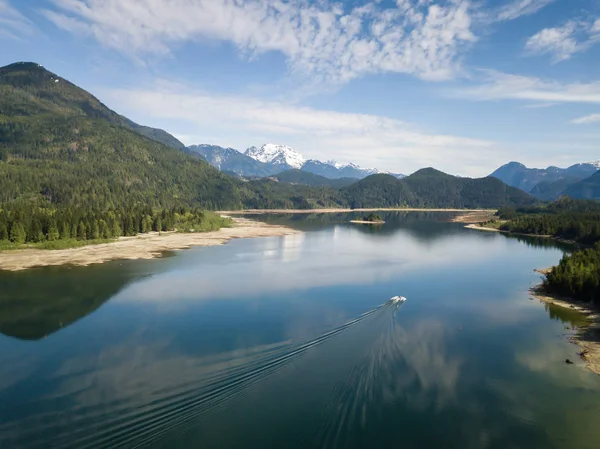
left=350, top=213, right=385, bottom=225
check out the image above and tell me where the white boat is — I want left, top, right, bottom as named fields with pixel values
left=390, top=296, right=407, bottom=304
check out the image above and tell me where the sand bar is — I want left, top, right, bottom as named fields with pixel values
left=0, top=217, right=300, bottom=272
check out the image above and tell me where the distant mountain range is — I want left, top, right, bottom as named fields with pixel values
left=490, top=161, right=600, bottom=200
left=186, top=143, right=405, bottom=180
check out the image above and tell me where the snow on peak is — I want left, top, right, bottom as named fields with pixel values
left=245, top=144, right=306, bottom=169
left=590, top=161, right=600, bottom=169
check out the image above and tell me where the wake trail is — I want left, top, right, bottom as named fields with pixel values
left=38, top=300, right=400, bottom=449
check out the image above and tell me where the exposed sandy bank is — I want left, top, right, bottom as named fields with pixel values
left=464, top=223, right=503, bottom=232
left=350, top=220, right=385, bottom=224
left=0, top=217, right=300, bottom=272
left=219, top=208, right=496, bottom=215
left=451, top=211, right=496, bottom=223
left=530, top=282, right=600, bottom=376
left=465, top=223, right=551, bottom=238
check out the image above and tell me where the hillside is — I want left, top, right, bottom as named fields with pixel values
left=342, top=174, right=416, bottom=208
left=341, top=169, right=535, bottom=209
left=490, top=161, right=598, bottom=200
left=187, top=144, right=274, bottom=177
left=564, top=171, right=600, bottom=200
left=273, top=169, right=358, bottom=188
left=0, top=61, right=536, bottom=215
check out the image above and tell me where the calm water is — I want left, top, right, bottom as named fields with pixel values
left=1, top=212, right=599, bottom=449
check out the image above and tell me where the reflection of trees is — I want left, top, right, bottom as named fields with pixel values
left=543, top=302, right=588, bottom=328
left=508, top=234, right=575, bottom=253
left=0, top=263, right=140, bottom=340
left=247, top=211, right=470, bottom=244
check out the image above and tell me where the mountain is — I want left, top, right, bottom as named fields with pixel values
left=273, top=169, right=358, bottom=188
left=245, top=144, right=306, bottom=169
left=490, top=161, right=598, bottom=200
left=564, top=171, right=600, bottom=200
left=341, top=168, right=535, bottom=209
left=0, top=62, right=244, bottom=209
left=302, top=159, right=390, bottom=179
left=193, top=142, right=403, bottom=179
left=401, top=168, right=535, bottom=208
left=0, top=61, right=538, bottom=214
left=187, top=144, right=274, bottom=177
left=0, top=62, right=185, bottom=150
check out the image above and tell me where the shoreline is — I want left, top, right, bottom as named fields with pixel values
left=465, top=223, right=552, bottom=238
left=530, top=281, right=600, bottom=376
left=350, top=220, right=385, bottom=224
left=219, top=208, right=496, bottom=215
left=0, top=217, right=300, bottom=272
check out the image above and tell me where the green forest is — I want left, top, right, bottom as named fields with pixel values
left=0, top=203, right=231, bottom=250
left=0, top=61, right=548, bottom=252
left=496, top=199, right=600, bottom=304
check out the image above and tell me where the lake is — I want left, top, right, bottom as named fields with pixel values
left=1, top=212, right=599, bottom=449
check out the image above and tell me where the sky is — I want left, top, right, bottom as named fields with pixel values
left=1, top=0, right=600, bottom=177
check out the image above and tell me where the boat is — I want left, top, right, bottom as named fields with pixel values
left=390, top=296, right=407, bottom=304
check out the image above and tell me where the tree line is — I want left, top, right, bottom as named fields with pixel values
left=0, top=203, right=231, bottom=245
left=497, top=198, right=600, bottom=303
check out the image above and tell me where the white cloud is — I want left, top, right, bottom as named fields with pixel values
left=525, top=17, right=600, bottom=62
left=494, top=0, right=554, bottom=22
left=43, top=0, right=476, bottom=84
left=571, top=114, right=600, bottom=125
left=453, top=70, right=600, bottom=104
left=101, top=81, right=497, bottom=176
left=524, top=21, right=582, bottom=62
left=0, top=0, right=35, bottom=39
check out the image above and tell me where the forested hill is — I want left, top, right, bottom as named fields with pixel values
left=0, top=62, right=185, bottom=149
left=0, top=61, right=244, bottom=210
left=0, top=61, right=534, bottom=213
left=341, top=169, right=535, bottom=208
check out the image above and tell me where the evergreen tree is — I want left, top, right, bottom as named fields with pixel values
left=10, top=222, right=26, bottom=244
left=77, top=221, right=87, bottom=240
left=91, top=220, right=100, bottom=240
left=60, top=221, right=71, bottom=239
left=47, top=221, right=60, bottom=241
left=0, top=221, right=7, bottom=241
left=153, top=215, right=162, bottom=233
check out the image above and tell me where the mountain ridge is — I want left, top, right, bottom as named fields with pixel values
left=190, top=142, right=404, bottom=180
left=490, top=161, right=599, bottom=200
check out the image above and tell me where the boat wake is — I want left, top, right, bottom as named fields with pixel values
left=2, top=298, right=407, bottom=449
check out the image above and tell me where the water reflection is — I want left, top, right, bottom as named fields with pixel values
left=0, top=213, right=598, bottom=449
left=0, top=263, right=144, bottom=340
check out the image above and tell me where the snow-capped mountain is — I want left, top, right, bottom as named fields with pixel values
left=590, top=161, right=600, bottom=169
left=187, top=142, right=403, bottom=180
left=245, top=144, right=306, bottom=169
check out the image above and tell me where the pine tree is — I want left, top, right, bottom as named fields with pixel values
left=47, top=221, right=60, bottom=241
left=61, top=221, right=71, bottom=239
left=91, top=220, right=100, bottom=240
left=153, top=215, right=162, bottom=232
left=10, top=222, right=26, bottom=244
left=78, top=221, right=87, bottom=240
left=0, top=221, right=8, bottom=241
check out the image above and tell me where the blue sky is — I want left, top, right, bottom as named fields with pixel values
left=1, top=0, right=600, bottom=176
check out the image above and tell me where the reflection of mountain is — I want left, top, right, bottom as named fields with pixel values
left=247, top=212, right=468, bottom=243
left=0, top=264, right=139, bottom=340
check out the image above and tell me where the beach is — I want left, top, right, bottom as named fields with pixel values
left=0, top=217, right=300, bottom=272
left=530, top=277, right=600, bottom=376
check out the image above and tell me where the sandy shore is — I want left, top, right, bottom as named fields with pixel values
left=530, top=281, right=600, bottom=376
left=465, top=223, right=552, bottom=238
left=219, top=208, right=496, bottom=215
left=0, top=217, right=300, bottom=272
